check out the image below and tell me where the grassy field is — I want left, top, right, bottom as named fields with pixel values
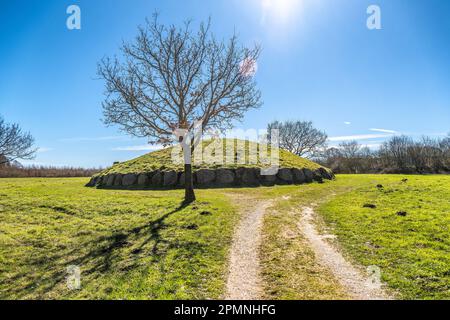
left=319, top=175, right=450, bottom=300
left=252, top=175, right=450, bottom=300
left=0, top=178, right=239, bottom=299
left=1, top=175, right=449, bottom=299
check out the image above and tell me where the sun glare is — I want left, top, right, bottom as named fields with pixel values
left=261, top=0, right=302, bottom=24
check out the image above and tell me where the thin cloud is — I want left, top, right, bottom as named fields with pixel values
left=328, top=133, right=393, bottom=142
left=59, top=136, right=129, bottom=142
left=369, top=128, right=398, bottom=134
left=344, top=122, right=351, bottom=125
left=112, top=144, right=163, bottom=152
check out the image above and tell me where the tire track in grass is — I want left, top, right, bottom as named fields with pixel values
left=225, top=200, right=272, bottom=300
left=298, top=206, right=393, bottom=300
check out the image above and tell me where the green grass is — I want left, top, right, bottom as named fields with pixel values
left=318, top=174, right=450, bottom=300
left=235, top=175, right=450, bottom=300
left=0, top=178, right=239, bottom=299
left=1, top=175, right=449, bottom=300
left=99, top=139, right=325, bottom=176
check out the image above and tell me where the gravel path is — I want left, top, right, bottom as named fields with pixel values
left=298, top=207, right=392, bottom=300
left=225, top=200, right=272, bottom=300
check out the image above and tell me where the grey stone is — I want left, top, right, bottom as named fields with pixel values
left=318, top=167, right=333, bottom=180
left=260, top=173, right=276, bottom=185
left=95, top=176, right=104, bottom=186
left=122, top=174, right=137, bottom=186
left=216, top=169, right=235, bottom=185
left=163, top=170, right=178, bottom=186
left=151, top=171, right=163, bottom=186
left=196, top=169, right=216, bottom=185
left=292, top=168, right=306, bottom=184
left=241, top=168, right=259, bottom=185
left=303, top=169, right=314, bottom=183
left=114, top=174, right=123, bottom=186
left=105, top=175, right=115, bottom=186
left=137, top=174, right=149, bottom=186
left=235, top=168, right=246, bottom=182
left=277, top=168, right=293, bottom=183
left=313, top=170, right=324, bottom=183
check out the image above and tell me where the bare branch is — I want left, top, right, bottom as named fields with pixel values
left=98, top=15, right=262, bottom=146
left=0, top=116, right=36, bottom=165
left=267, top=120, right=328, bottom=158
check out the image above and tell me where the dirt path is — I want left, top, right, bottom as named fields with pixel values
left=225, top=200, right=272, bottom=300
left=298, top=206, right=392, bottom=300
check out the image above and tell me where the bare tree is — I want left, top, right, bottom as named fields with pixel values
left=320, top=134, right=450, bottom=174
left=0, top=116, right=36, bottom=166
left=267, top=120, right=327, bottom=158
left=338, top=141, right=363, bottom=173
left=379, top=135, right=413, bottom=170
left=98, top=15, right=262, bottom=202
left=319, top=147, right=342, bottom=171
left=439, top=134, right=450, bottom=169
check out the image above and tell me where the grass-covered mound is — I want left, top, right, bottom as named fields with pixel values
left=88, top=139, right=333, bottom=188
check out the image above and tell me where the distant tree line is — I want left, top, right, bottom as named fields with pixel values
left=269, top=120, right=449, bottom=174
left=0, top=163, right=102, bottom=178
left=317, top=135, right=450, bottom=174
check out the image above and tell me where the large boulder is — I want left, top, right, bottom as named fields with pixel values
left=292, top=168, right=306, bottom=184
left=235, top=167, right=246, bottom=182
left=216, top=169, right=235, bottom=185
left=317, top=167, right=333, bottom=180
left=163, top=170, right=178, bottom=187
left=122, top=174, right=137, bottom=186
left=105, top=175, right=115, bottom=187
left=303, top=169, right=314, bottom=183
left=196, top=169, right=216, bottom=185
left=313, top=170, right=324, bottom=183
left=113, top=174, right=123, bottom=186
left=96, top=176, right=104, bottom=187
left=151, top=171, right=163, bottom=186
left=137, top=174, right=149, bottom=186
left=241, top=168, right=260, bottom=185
left=277, top=168, right=293, bottom=183
left=260, top=173, right=276, bottom=186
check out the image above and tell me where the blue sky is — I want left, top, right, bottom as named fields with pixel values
left=1, top=0, right=449, bottom=167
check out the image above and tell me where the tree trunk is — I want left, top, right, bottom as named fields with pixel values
left=184, top=163, right=196, bottom=203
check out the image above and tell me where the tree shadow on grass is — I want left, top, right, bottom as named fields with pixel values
left=2, top=201, right=208, bottom=298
